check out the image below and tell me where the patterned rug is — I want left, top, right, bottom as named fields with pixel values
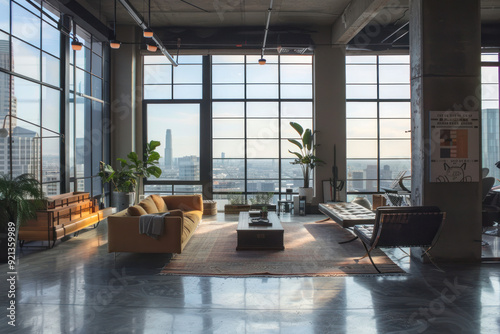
left=160, top=219, right=405, bottom=277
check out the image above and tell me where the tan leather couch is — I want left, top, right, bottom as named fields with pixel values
left=107, top=194, right=203, bottom=254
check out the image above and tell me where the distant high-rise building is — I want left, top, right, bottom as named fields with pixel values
left=179, top=155, right=199, bottom=181
left=221, top=152, right=225, bottom=159
left=352, top=171, right=364, bottom=191
left=366, top=165, right=378, bottom=191
left=164, top=129, right=173, bottom=169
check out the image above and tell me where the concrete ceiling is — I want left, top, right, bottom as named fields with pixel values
left=71, top=0, right=500, bottom=50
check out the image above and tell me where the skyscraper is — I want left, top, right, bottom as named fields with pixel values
left=164, top=129, right=173, bottom=169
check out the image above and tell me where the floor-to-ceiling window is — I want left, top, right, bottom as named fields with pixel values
left=211, top=55, right=313, bottom=206
left=142, top=54, right=313, bottom=206
left=481, top=53, right=500, bottom=184
left=345, top=55, right=411, bottom=202
left=0, top=0, right=110, bottom=200
left=0, top=0, right=62, bottom=195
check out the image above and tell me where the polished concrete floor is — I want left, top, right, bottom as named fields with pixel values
left=2, top=213, right=500, bottom=334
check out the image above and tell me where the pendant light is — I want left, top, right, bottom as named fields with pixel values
left=143, top=0, right=153, bottom=38
left=146, top=43, right=157, bottom=52
left=109, top=0, right=121, bottom=49
left=259, top=0, right=274, bottom=65
left=71, top=19, right=82, bottom=51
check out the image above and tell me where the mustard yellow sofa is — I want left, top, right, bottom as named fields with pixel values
left=107, top=194, right=203, bottom=254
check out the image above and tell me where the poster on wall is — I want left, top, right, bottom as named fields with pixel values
left=430, top=111, right=480, bottom=182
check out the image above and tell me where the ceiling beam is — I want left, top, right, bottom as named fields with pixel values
left=331, top=0, right=392, bottom=44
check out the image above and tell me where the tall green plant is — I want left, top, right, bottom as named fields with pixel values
left=0, top=174, right=46, bottom=231
left=288, top=122, right=324, bottom=188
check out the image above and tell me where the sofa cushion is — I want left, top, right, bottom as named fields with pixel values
left=181, top=211, right=202, bottom=243
left=128, top=205, right=147, bottom=216
left=139, top=197, right=159, bottom=214
left=149, top=194, right=168, bottom=212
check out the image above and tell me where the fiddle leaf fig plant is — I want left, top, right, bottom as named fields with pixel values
left=288, top=122, right=324, bottom=188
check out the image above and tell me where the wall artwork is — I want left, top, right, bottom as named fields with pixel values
left=430, top=111, right=480, bottom=182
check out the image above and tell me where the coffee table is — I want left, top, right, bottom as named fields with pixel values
left=236, top=212, right=284, bottom=250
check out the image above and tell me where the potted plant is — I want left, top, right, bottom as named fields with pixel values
left=0, top=174, right=46, bottom=263
left=99, top=140, right=162, bottom=211
left=260, top=205, right=268, bottom=219
left=249, top=192, right=276, bottom=211
left=288, top=122, right=324, bottom=203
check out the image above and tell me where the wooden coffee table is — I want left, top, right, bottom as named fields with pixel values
left=236, top=212, right=284, bottom=250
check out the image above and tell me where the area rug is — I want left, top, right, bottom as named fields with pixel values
left=160, top=220, right=405, bottom=277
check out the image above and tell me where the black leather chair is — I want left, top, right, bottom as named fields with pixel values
left=353, top=206, right=445, bottom=273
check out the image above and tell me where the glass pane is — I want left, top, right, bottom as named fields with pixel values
left=281, top=102, right=312, bottom=118
left=12, top=3, right=40, bottom=47
left=144, top=64, right=172, bottom=84
left=347, top=159, right=378, bottom=180
left=280, top=119, right=313, bottom=139
left=247, top=119, right=279, bottom=139
left=281, top=159, right=303, bottom=179
left=379, top=84, right=410, bottom=99
left=92, top=76, right=102, bottom=99
left=144, top=184, right=173, bottom=195
left=212, top=55, right=244, bottom=63
left=482, top=107, right=500, bottom=182
left=213, top=119, right=244, bottom=138
left=212, top=64, right=244, bottom=83
left=380, top=119, right=411, bottom=138
left=75, top=97, right=92, bottom=178
left=482, top=67, right=499, bottom=84
left=246, top=64, right=278, bottom=83
left=280, top=180, right=303, bottom=193
left=147, top=104, right=200, bottom=181
left=379, top=159, right=412, bottom=189
left=247, top=180, right=278, bottom=192
left=347, top=119, right=377, bottom=138
left=347, top=140, right=378, bottom=159
left=173, top=84, right=202, bottom=99
left=380, top=140, right=411, bottom=158
left=92, top=177, right=101, bottom=197
left=379, top=102, right=411, bottom=118
left=177, top=55, right=202, bottom=64
left=75, top=45, right=91, bottom=71
left=144, top=85, right=171, bottom=99
left=346, top=180, right=378, bottom=192
left=13, top=76, right=40, bottom=128
left=69, top=93, right=74, bottom=178
left=75, top=68, right=91, bottom=95
left=248, top=159, right=279, bottom=179
left=42, top=20, right=59, bottom=57
left=12, top=38, right=40, bottom=80
left=247, top=139, right=279, bottom=158
left=41, top=86, right=60, bottom=133
left=144, top=55, right=171, bottom=64
left=213, top=159, right=244, bottom=179
left=92, top=101, right=102, bottom=175
left=379, top=55, right=410, bottom=64
left=92, top=54, right=102, bottom=77
left=280, top=65, right=312, bottom=83
left=213, top=139, right=245, bottom=158
left=247, top=84, right=278, bottom=99
left=346, top=65, right=377, bottom=84
left=379, top=65, right=410, bottom=84
left=481, top=54, right=498, bottom=62
left=346, top=85, right=377, bottom=99
left=173, top=64, right=202, bottom=84
left=0, top=0, right=9, bottom=33
left=0, top=31, right=10, bottom=70
left=346, top=102, right=377, bottom=118
left=280, top=55, right=312, bottom=64
left=213, top=180, right=245, bottom=192
left=42, top=52, right=60, bottom=86
left=213, top=102, right=244, bottom=117
left=42, top=182, right=60, bottom=196
left=246, top=102, right=278, bottom=118
left=42, top=137, right=59, bottom=182
left=482, top=84, right=499, bottom=100
left=346, top=56, right=376, bottom=64
left=280, top=84, right=312, bottom=99
left=212, top=84, right=244, bottom=99
left=174, top=184, right=203, bottom=194
left=92, top=37, right=102, bottom=55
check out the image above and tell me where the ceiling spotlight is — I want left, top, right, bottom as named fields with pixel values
left=258, top=58, right=266, bottom=65
left=71, top=39, right=82, bottom=51
left=143, top=28, right=153, bottom=38
left=109, top=40, right=121, bottom=49
left=146, top=43, right=157, bottom=52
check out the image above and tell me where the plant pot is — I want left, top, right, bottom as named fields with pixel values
left=250, top=204, right=277, bottom=211
left=299, top=187, right=314, bottom=203
left=261, top=211, right=268, bottom=219
left=112, top=192, right=136, bottom=212
left=224, top=204, right=251, bottom=214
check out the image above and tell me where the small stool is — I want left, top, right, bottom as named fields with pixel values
left=203, top=200, right=217, bottom=216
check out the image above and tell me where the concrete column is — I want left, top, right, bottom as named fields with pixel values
left=313, top=29, right=347, bottom=203
left=410, top=0, right=482, bottom=261
left=110, top=25, right=141, bottom=166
